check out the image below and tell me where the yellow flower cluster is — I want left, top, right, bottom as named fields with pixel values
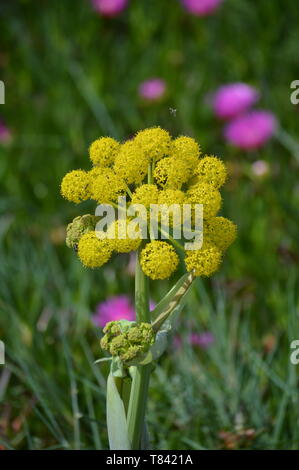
left=61, top=170, right=90, bottom=204
left=78, top=231, right=113, bottom=268
left=61, top=127, right=236, bottom=278
left=107, top=220, right=141, bottom=253
left=140, top=241, right=179, bottom=280
left=89, top=167, right=126, bottom=203
left=89, top=137, right=120, bottom=167
left=131, top=184, right=159, bottom=208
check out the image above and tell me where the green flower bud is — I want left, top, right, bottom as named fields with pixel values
left=66, top=214, right=99, bottom=249
left=100, top=320, right=155, bottom=364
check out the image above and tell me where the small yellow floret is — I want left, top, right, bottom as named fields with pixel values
left=140, top=241, right=179, bottom=280
left=171, top=136, right=200, bottom=170
left=205, top=216, right=237, bottom=251
left=60, top=170, right=90, bottom=204
left=78, top=231, right=113, bottom=268
left=89, top=137, right=120, bottom=167
left=158, top=189, right=185, bottom=206
left=194, top=155, right=227, bottom=188
left=154, top=157, right=191, bottom=189
left=131, top=184, right=159, bottom=208
left=185, top=243, right=222, bottom=277
left=107, top=220, right=141, bottom=253
left=114, top=140, right=149, bottom=185
left=134, top=127, right=171, bottom=161
left=186, top=182, right=222, bottom=219
left=89, top=167, right=126, bottom=203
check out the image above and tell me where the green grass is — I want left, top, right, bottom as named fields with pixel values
left=0, top=0, right=299, bottom=450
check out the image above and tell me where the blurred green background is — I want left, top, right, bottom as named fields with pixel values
left=1, top=0, right=299, bottom=450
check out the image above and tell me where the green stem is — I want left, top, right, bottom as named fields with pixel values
left=127, top=247, right=151, bottom=449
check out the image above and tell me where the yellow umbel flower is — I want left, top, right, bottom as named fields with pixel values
left=89, top=137, right=120, bottom=167
left=170, top=136, right=200, bottom=170
left=158, top=188, right=185, bottom=206
left=60, top=170, right=90, bottom=204
left=107, top=219, right=141, bottom=253
left=114, top=140, right=149, bottom=185
left=194, top=155, right=227, bottom=189
left=157, top=189, right=185, bottom=227
left=185, top=243, right=222, bottom=277
left=140, top=241, right=179, bottom=280
left=154, top=157, right=191, bottom=189
left=89, top=167, right=126, bottom=203
left=131, top=184, right=159, bottom=208
left=134, top=127, right=171, bottom=161
left=205, top=216, right=237, bottom=251
left=186, top=182, right=222, bottom=219
left=78, top=231, right=113, bottom=268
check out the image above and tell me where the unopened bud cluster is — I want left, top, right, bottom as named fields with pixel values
left=100, top=320, right=155, bottom=363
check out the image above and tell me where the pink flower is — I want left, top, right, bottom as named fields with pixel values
left=173, top=332, right=215, bottom=350
left=189, top=332, right=214, bottom=349
left=92, top=295, right=155, bottom=327
left=91, top=0, right=128, bottom=17
left=212, top=83, right=259, bottom=120
left=0, top=120, right=11, bottom=143
left=138, top=78, right=166, bottom=102
left=224, top=110, right=277, bottom=150
left=181, top=0, right=224, bottom=16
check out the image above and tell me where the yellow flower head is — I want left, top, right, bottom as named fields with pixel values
left=107, top=219, right=141, bottom=253
left=140, top=241, right=179, bottom=280
left=205, top=216, right=237, bottom=251
left=114, top=140, right=149, bottom=185
left=134, top=127, right=171, bottom=161
left=131, top=184, right=159, bottom=208
left=194, top=155, right=227, bottom=189
left=60, top=170, right=90, bottom=204
left=186, top=182, right=222, bottom=219
left=154, top=157, right=191, bottom=189
left=89, top=167, right=126, bottom=203
left=157, top=189, right=185, bottom=227
left=78, top=231, right=113, bottom=268
left=158, top=188, right=185, bottom=206
left=170, top=136, right=200, bottom=170
left=89, top=137, right=120, bottom=167
left=185, top=243, right=222, bottom=277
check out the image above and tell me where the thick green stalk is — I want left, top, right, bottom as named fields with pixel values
left=127, top=248, right=151, bottom=449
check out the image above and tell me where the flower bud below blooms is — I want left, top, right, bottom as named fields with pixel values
left=100, top=320, right=155, bottom=363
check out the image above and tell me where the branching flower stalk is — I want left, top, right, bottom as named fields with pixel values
left=61, top=126, right=237, bottom=449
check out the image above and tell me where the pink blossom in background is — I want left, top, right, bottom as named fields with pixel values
left=224, top=110, right=277, bottom=150
left=174, top=332, right=215, bottom=350
left=138, top=78, right=166, bottom=102
left=189, top=332, right=214, bottom=349
left=91, top=0, right=128, bottom=17
left=93, top=295, right=155, bottom=327
left=93, top=295, right=135, bottom=327
left=212, top=83, right=259, bottom=120
left=181, top=0, right=224, bottom=16
left=0, top=120, right=11, bottom=143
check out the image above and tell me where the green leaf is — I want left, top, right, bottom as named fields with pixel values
left=106, top=372, right=131, bottom=450
left=151, top=271, right=195, bottom=333
left=94, top=357, right=112, bottom=364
